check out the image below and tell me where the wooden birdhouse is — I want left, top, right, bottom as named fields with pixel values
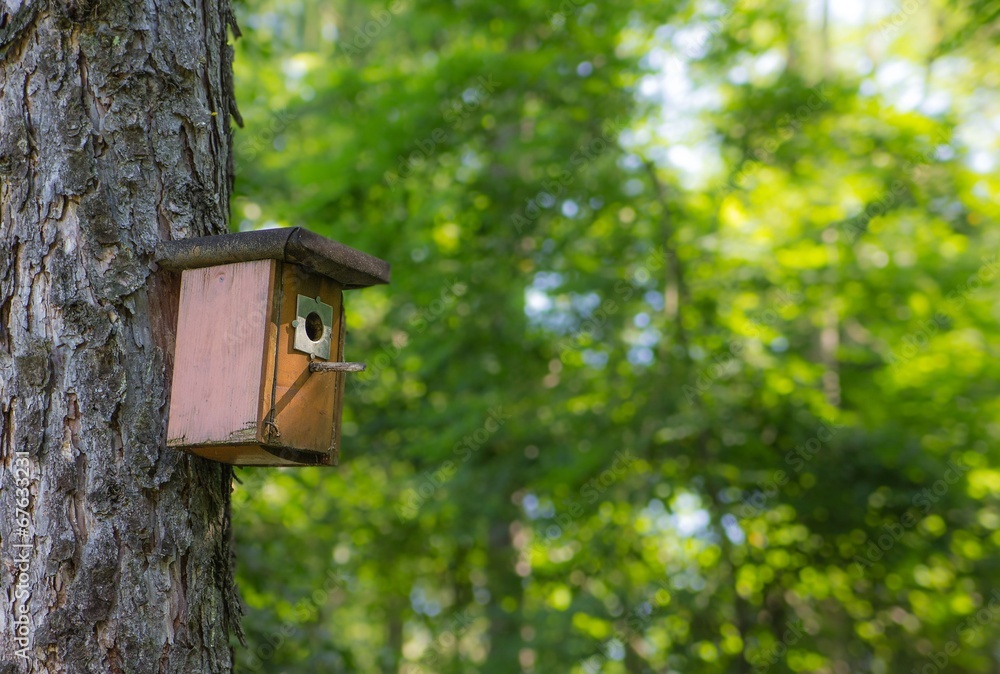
left=156, top=227, right=390, bottom=466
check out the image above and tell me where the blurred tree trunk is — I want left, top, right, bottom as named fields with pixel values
left=381, top=598, right=403, bottom=674
left=486, top=513, right=522, bottom=672
left=0, top=0, right=242, bottom=671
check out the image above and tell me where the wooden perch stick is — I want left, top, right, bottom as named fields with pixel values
left=309, top=362, right=367, bottom=373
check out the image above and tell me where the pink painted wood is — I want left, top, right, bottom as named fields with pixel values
left=166, top=260, right=274, bottom=448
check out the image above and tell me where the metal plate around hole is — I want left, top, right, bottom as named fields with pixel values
left=292, top=294, right=333, bottom=360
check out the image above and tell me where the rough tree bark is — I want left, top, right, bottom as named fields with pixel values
left=0, top=0, right=243, bottom=671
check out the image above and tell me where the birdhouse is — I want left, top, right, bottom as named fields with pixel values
left=156, top=227, right=390, bottom=466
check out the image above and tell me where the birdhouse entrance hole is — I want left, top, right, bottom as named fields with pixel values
left=305, top=313, right=323, bottom=340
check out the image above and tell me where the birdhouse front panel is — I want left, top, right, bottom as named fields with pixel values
left=259, top=264, right=346, bottom=461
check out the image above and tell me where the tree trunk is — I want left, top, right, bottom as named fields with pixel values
left=486, top=513, right=522, bottom=673
left=0, top=0, right=243, bottom=671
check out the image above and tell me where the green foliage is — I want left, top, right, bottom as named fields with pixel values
left=229, top=0, right=1000, bottom=672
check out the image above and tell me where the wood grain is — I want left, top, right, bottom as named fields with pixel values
left=258, top=264, right=343, bottom=459
left=167, top=260, right=274, bottom=447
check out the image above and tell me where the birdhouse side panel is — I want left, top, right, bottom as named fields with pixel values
left=167, top=260, right=275, bottom=448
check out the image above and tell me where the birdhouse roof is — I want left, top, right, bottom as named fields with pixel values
left=155, top=227, right=391, bottom=289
